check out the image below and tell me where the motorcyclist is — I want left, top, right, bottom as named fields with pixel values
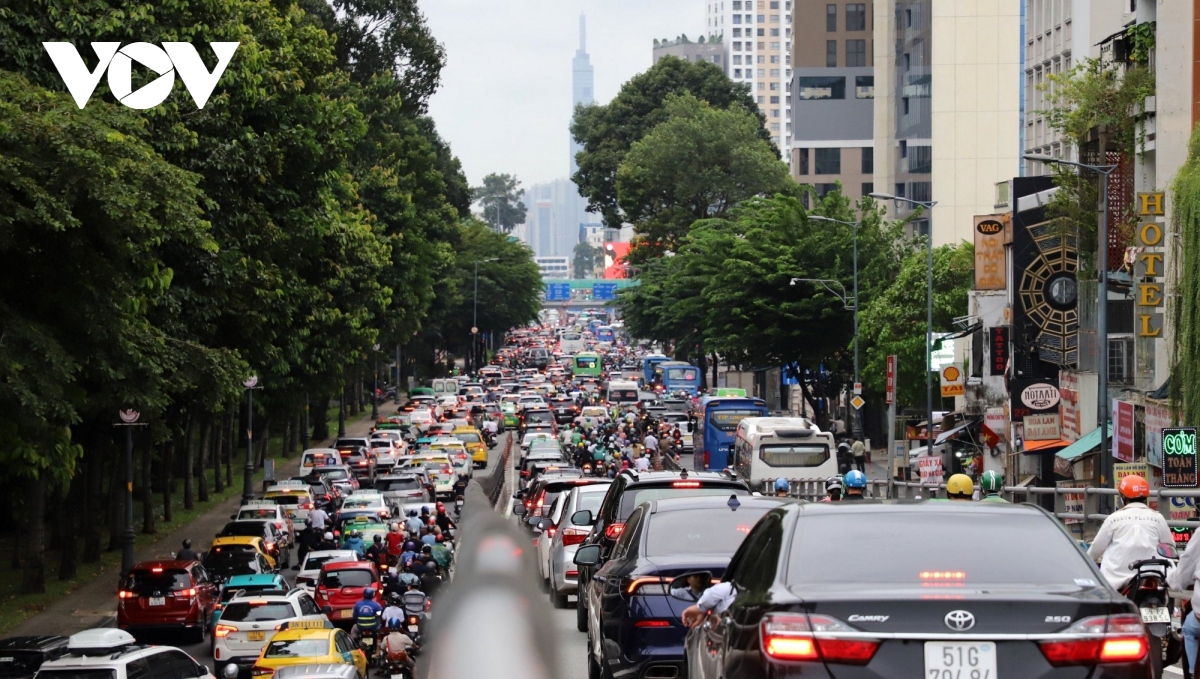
left=773, top=478, right=790, bottom=497
left=842, top=470, right=867, bottom=500
left=404, top=509, right=423, bottom=535
left=452, top=474, right=469, bottom=499
left=176, top=539, right=201, bottom=562
left=434, top=504, right=455, bottom=533
left=1088, top=474, right=1173, bottom=590
left=978, top=470, right=1008, bottom=502
left=344, top=529, right=366, bottom=556
left=365, top=534, right=388, bottom=567
left=822, top=477, right=843, bottom=502
left=385, top=523, right=405, bottom=561
left=400, top=541, right=419, bottom=568
left=351, top=587, right=384, bottom=646
left=317, top=531, right=339, bottom=551
left=945, top=474, right=974, bottom=501
left=296, top=519, right=322, bottom=566
left=380, top=617, right=417, bottom=673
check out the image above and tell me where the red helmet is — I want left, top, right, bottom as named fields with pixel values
left=1118, top=474, right=1150, bottom=501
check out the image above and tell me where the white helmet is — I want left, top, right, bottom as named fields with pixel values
left=390, top=523, right=399, bottom=531
left=323, top=531, right=334, bottom=541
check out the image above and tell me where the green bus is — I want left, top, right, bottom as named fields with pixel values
left=573, top=352, right=602, bottom=378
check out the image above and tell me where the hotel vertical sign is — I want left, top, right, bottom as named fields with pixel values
left=1136, top=192, right=1165, bottom=338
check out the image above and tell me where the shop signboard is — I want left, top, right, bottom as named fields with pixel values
left=1145, top=403, right=1171, bottom=469
left=1112, top=400, right=1135, bottom=463
left=1163, top=427, right=1199, bottom=488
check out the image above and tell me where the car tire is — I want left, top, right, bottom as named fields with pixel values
left=551, top=587, right=568, bottom=609
left=189, top=618, right=206, bottom=644
left=576, top=590, right=588, bottom=632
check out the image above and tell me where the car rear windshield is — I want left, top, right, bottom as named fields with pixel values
left=264, top=638, right=329, bottom=658
left=124, top=569, right=191, bottom=593
left=268, top=495, right=303, bottom=505
left=220, top=601, right=295, bottom=622
left=303, top=453, right=338, bottom=466
left=320, top=569, right=375, bottom=588
left=454, top=433, right=481, bottom=444
left=645, top=507, right=773, bottom=557
left=618, top=484, right=748, bottom=520
left=36, top=671, right=115, bottom=679
left=238, top=509, right=278, bottom=520
left=220, top=522, right=264, bottom=537
left=376, top=478, right=422, bottom=491
left=760, top=444, right=830, bottom=467
left=785, top=511, right=1097, bottom=587
left=319, top=469, right=350, bottom=481
left=0, top=651, right=54, bottom=677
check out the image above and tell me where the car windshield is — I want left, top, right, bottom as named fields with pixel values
left=644, top=507, right=773, bottom=557
left=124, top=569, right=191, bottom=593
left=220, top=601, right=295, bottom=622
left=342, top=498, right=376, bottom=509
left=303, top=453, right=337, bottom=466
left=785, top=511, right=1098, bottom=587
left=220, top=584, right=281, bottom=603
left=36, top=671, right=116, bottom=679
left=618, top=485, right=748, bottom=520
left=320, top=568, right=375, bottom=588
left=264, top=638, right=329, bottom=658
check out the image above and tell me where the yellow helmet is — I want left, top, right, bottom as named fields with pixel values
left=946, top=474, right=974, bottom=499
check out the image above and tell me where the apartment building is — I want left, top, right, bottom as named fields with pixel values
left=653, top=36, right=726, bottom=71
left=706, top=0, right=794, bottom=163
left=790, top=1, right=874, bottom=203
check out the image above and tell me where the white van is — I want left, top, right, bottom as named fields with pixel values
left=733, top=417, right=838, bottom=492
left=300, top=448, right=343, bottom=476
left=605, top=379, right=640, bottom=407
left=431, top=378, right=457, bottom=397
left=560, top=331, right=585, bottom=355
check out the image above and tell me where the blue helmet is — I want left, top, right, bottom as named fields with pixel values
left=773, top=478, right=790, bottom=492
left=844, top=470, right=867, bottom=489
left=388, top=617, right=403, bottom=630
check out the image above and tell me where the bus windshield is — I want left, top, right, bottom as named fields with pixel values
left=667, top=368, right=698, bottom=381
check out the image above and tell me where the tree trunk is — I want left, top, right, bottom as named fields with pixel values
left=256, top=418, right=270, bottom=467
left=198, top=422, right=211, bottom=502
left=312, top=396, right=330, bottom=442
left=161, top=438, right=173, bottom=524
left=697, top=353, right=709, bottom=391
left=21, top=477, right=45, bottom=594
left=211, top=417, right=223, bottom=494
left=303, top=393, right=311, bottom=446
left=711, top=353, right=719, bottom=389
left=82, top=446, right=102, bottom=563
left=107, top=453, right=121, bottom=551
left=283, top=413, right=294, bottom=458
left=183, top=417, right=196, bottom=510
left=58, top=481, right=77, bottom=580
left=225, top=413, right=234, bottom=486
left=141, top=441, right=155, bottom=534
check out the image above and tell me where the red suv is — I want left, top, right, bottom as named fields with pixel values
left=117, top=560, right=218, bottom=641
left=313, top=560, right=379, bottom=628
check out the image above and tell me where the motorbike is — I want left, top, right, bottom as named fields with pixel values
left=380, top=647, right=417, bottom=679
left=454, top=497, right=464, bottom=518
left=401, top=591, right=430, bottom=642
left=1124, top=542, right=1182, bottom=679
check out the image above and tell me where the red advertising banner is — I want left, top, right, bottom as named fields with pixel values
left=885, top=355, right=896, bottom=405
left=989, top=326, right=1009, bottom=376
left=1113, top=400, right=1135, bottom=463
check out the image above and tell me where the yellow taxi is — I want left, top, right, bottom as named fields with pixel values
left=210, top=536, right=277, bottom=570
left=451, top=426, right=488, bottom=468
left=251, top=620, right=366, bottom=679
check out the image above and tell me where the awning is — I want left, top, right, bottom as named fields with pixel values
left=1056, top=423, right=1113, bottom=461
left=1023, top=438, right=1070, bottom=453
left=934, top=419, right=981, bottom=445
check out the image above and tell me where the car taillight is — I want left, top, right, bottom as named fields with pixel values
left=760, top=613, right=879, bottom=665
left=118, top=590, right=136, bottom=599
left=214, top=624, right=236, bottom=638
left=624, top=576, right=668, bottom=596
left=251, top=666, right=274, bottom=678
left=562, top=527, right=589, bottom=546
left=315, top=588, right=328, bottom=599
left=566, top=569, right=578, bottom=577
left=179, top=588, right=197, bottom=598
left=635, top=619, right=672, bottom=628
left=1038, top=614, right=1148, bottom=666
left=604, top=522, right=625, bottom=539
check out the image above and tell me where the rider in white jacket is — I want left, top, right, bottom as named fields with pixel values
left=1087, top=475, right=1172, bottom=590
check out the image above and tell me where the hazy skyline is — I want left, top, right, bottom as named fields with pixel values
left=420, top=0, right=702, bottom=188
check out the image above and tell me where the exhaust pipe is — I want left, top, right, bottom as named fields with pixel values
left=643, top=666, right=679, bottom=679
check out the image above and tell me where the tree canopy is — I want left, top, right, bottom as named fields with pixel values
left=472, top=173, right=529, bottom=233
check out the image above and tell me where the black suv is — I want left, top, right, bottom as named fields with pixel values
left=570, top=469, right=750, bottom=631
left=0, top=636, right=68, bottom=679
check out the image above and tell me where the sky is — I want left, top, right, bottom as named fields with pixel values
left=419, top=0, right=703, bottom=188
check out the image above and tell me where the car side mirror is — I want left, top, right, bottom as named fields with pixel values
left=322, top=605, right=334, bottom=615
left=512, top=501, right=527, bottom=516
left=229, top=514, right=237, bottom=520
left=668, top=571, right=714, bottom=601
left=525, top=516, right=543, bottom=532
left=571, top=509, right=594, bottom=526
left=573, top=544, right=601, bottom=567
left=1158, top=542, right=1179, bottom=559
left=512, top=491, right=524, bottom=500
left=537, top=518, right=552, bottom=531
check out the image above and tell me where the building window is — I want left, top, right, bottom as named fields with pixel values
left=899, top=139, right=907, bottom=158
left=846, top=39, right=866, bottom=67
left=846, top=3, right=866, bottom=30
left=757, top=81, right=765, bottom=90
left=902, top=97, right=909, bottom=115
left=770, top=55, right=780, bottom=63
left=826, top=4, right=837, bottom=31
left=770, top=95, right=780, bottom=103
left=770, top=81, right=779, bottom=90
left=733, top=55, right=741, bottom=65
left=771, top=108, right=780, bottom=117
left=735, top=68, right=743, bottom=77
left=758, top=68, right=766, bottom=77
left=861, top=182, right=874, bottom=196
left=816, top=183, right=839, bottom=198
left=855, top=75, right=874, bottom=98
left=769, top=68, right=779, bottom=76
left=826, top=40, right=837, bottom=67
left=758, top=55, right=765, bottom=63
left=733, top=0, right=742, bottom=7
left=815, top=148, right=841, bottom=174
left=797, top=76, right=846, bottom=99
left=770, top=29, right=780, bottom=37
left=910, top=181, right=932, bottom=202
left=770, top=0, right=779, bottom=7
left=733, top=14, right=742, bottom=23
left=895, top=182, right=906, bottom=198
left=770, top=14, right=780, bottom=22
left=770, top=40, right=780, bottom=47
left=861, top=146, right=873, bottom=174
left=903, top=53, right=910, bottom=71
left=758, top=41, right=765, bottom=49
left=909, top=145, right=931, bottom=173
left=758, top=14, right=765, bottom=22
left=905, top=7, right=912, bottom=27
left=770, top=122, right=781, bottom=131
left=758, top=28, right=765, bottom=36
left=797, top=148, right=809, bottom=174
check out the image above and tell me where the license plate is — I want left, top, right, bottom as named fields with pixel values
left=248, top=631, right=265, bottom=641
left=408, top=624, right=418, bottom=633
left=339, top=609, right=353, bottom=619
left=361, top=637, right=373, bottom=647
left=924, top=641, right=996, bottom=679
left=148, top=597, right=165, bottom=606
left=1142, top=606, right=1171, bottom=624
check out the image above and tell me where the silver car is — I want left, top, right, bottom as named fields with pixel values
left=375, top=473, right=430, bottom=508
left=546, top=482, right=611, bottom=609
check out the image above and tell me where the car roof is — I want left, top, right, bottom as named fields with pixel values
left=0, top=636, right=67, bottom=651
left=647, top=495, right=792, bottom=514
left=273, top=664, right=359, bottom=679
left=319, top=560, right=376, bottom=572
left=226, top=574, right=283, bottom=585
left=130, top=559, right=194, bottom=570
left=789, top=499, right=1050, bottom=517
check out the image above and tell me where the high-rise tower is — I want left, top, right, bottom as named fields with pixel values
left=571, top=14, right=594, bottom=175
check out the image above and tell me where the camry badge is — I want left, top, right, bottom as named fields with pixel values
left=945, top=610, right=976, bottom=631
left=847, top=615, right=890, bottom=622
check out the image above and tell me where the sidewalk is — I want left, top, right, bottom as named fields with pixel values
left=10, top=413, right=379, bottom=637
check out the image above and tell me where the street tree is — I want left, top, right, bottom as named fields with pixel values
left=472, top=173, right=528, bottom=233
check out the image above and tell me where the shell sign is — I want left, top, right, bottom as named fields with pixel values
left=940, top=364, right=964, bottom=397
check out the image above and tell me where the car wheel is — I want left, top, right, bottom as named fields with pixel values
left=576, top=590, right=588, bottom=632
left=551, top=587, right=568, bottom=609
left=190, top=617, right=206, bottom=644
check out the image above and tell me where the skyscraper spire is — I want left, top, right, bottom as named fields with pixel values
left=579, top=14, right=587, bottom=54
left=571, top=13, right=594, bottom=176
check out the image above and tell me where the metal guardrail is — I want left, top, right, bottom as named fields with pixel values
left=783, top=478, right=1200, bottom=529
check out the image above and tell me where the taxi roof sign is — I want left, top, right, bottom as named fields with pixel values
left=279, top=619, right=335, bottom=630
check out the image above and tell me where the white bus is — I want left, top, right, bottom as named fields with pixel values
left=559, top=331, right=585, bottom=355
left=733, top=417, right=838, bottom=492
left=605, top=379, right=640, bottom=407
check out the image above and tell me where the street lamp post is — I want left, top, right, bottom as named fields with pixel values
left=869, top=192, right=938, bottom=468
left=116, top=409, right=144, bottom=578
left=473, top=258, right=499, bottom=372
left=1024, top=153, right=1119, bottom=504
left=811, top=215, right=862, bottom=438
left=242, top=375, right=260, bottom=505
